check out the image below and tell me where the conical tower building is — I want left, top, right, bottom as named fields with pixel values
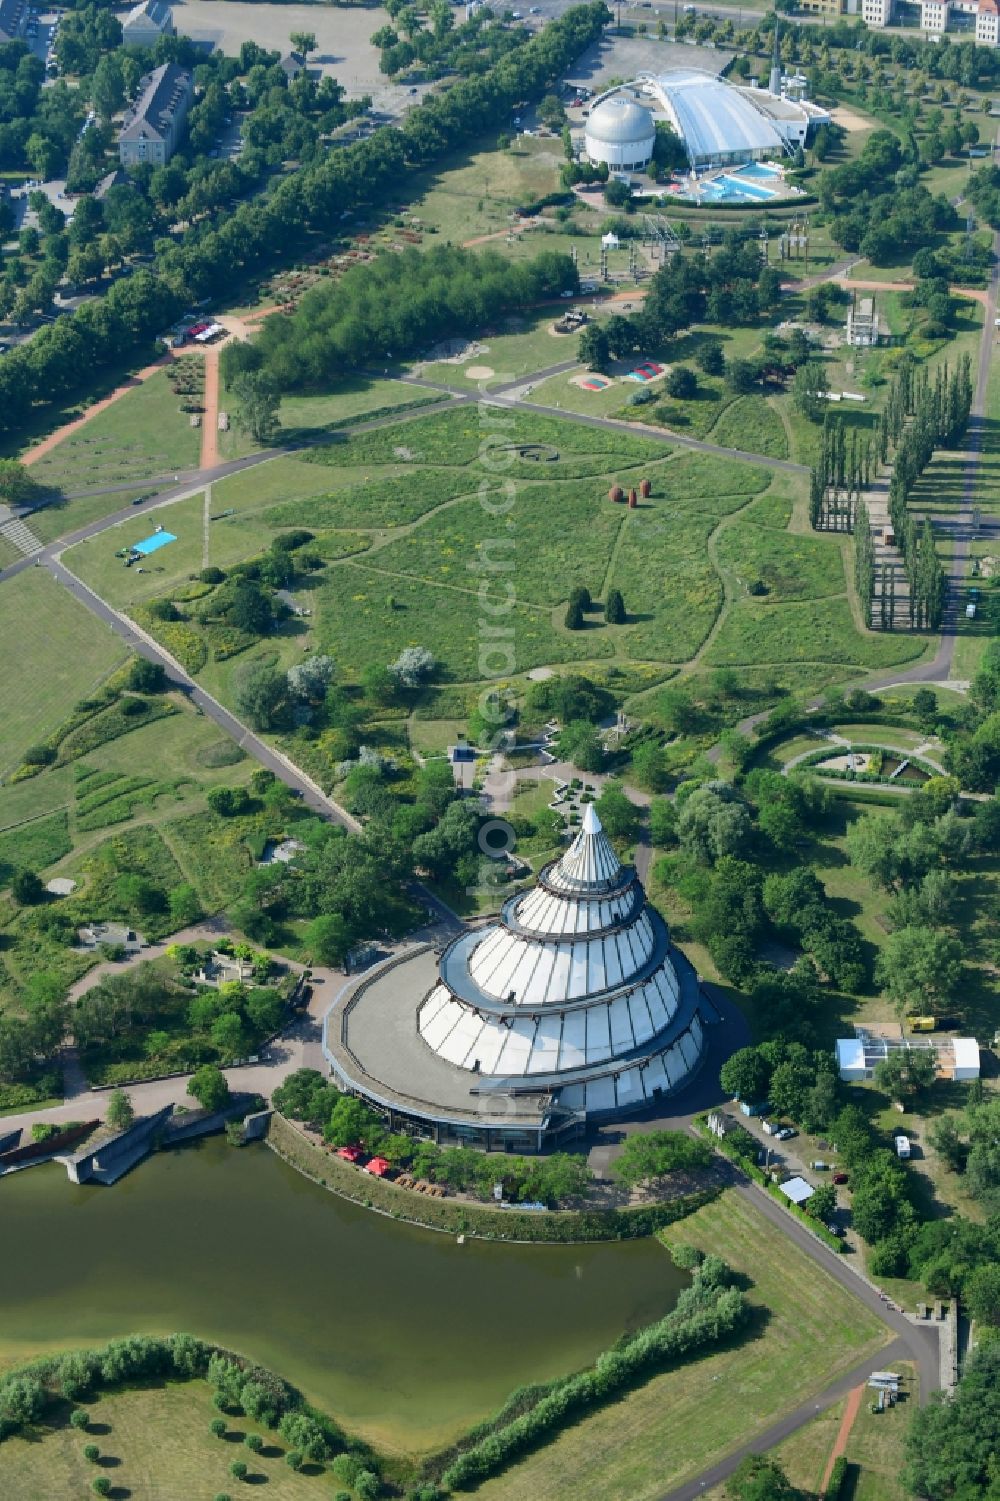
left=418, top=804, right=705, bottom=1123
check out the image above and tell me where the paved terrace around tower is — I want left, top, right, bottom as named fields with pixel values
left=328, top=946, right=555, bottom=1130
left=326, top=939, right=707, bottom=1132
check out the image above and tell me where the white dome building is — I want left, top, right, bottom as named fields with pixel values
left=584, top=94, right=656, bottom=171
left=327, top=805, right=709, bottom=1151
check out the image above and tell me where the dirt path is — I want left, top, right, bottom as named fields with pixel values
left=200, top=345, right=221, bottom=469
left=820, top=1383, right=865, bottom=1495
left=22, top=353, right=176, bottom=468
left=462, top=217, right=540, bottom=248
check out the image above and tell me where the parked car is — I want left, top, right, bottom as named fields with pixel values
left=833, top=1171, right=849, bottom=1185
left=826, top=1223, right=845, bottom=1237
left=775, top=1126, right=796, bottom=1140
left=811, top=1160, right=829, bottom=1171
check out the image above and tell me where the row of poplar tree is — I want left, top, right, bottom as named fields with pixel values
left=809, top=353, right=973, bottom=630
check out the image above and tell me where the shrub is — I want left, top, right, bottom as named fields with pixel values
left=127, top=659, right=167, bottom=693
left=92, top=1481, right=111, bottom=1498
left=827, top=1456, right=849, bottom=1501
left=84, top=1443, right=100, bottom=1463
left=211, top=1417, right=227, bottom=1438
left=230, top=1460, right=248, bottom=1481
left=70, top=1409, right=90, bottom=1431
left=245, top=1433, right=264, bottom=1452
left=24, top=744, right=56, bottom=765
left=200, top=566, right=226, bottom=584
left=286, top=1449, right=303, bottom=1470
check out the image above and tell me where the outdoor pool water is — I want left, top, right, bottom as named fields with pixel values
left=684, top=161, right=788, bottom=203
left=0, top=1137, right=686, bottom=1453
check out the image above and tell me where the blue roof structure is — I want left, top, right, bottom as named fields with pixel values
left=132, top=531, right=177, bottom=556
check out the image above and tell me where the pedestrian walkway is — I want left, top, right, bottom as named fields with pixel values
left=0, top=514, right=42, bottom=556
left=820, top=1383, right=864, bottom=1496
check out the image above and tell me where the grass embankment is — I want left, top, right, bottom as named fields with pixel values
left=472, top=1191, right=891, bottom=1501
left=268, top=1113, right=720, bottom=1243
left=0, top=570, right=129, bottom=775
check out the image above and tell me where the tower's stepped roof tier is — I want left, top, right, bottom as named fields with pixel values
left=418, top=805, right=705, bottom=1101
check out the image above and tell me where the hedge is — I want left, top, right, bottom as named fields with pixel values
left=0, top=1335, right=375, bottom=1477
left=827, top=1455, right=851, bottom=1501
left=437, top=1269, right=748, bottom=1489
left=268, top=1114, right=720, bottom=1244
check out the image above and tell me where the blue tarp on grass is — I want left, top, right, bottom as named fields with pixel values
left=132, top=531, right=177, bottom=556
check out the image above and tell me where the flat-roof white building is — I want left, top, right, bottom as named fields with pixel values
left=836, top=1032, right=980, bottom=1082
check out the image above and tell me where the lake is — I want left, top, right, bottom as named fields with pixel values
left=0, top=1137, right=685, bottom=1452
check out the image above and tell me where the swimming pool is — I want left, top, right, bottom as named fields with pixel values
left=675, top=160, right=790, bottom=204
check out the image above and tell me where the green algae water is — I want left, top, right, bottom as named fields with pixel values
left=0, top=1138, right=684, bottom=1452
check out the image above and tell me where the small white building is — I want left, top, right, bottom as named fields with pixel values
left=780, top=1176, right=814, bottom=1206
left=952, top=1037, right=981, bottom=1081
left=846, top=296, right=882, bottom=348
left=836, top=1038, right=868, bottom=1082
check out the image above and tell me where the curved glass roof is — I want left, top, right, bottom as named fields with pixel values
left=648, top=69, right=784, bottom=162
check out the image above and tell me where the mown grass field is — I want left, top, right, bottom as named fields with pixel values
left=0, top=571, right=129, bottom=775
left=0, top=1380, right=366, bottom=1501
left=474, top=1191, right=890, bottom=1501
left=26, top=368, right=202, bottom=493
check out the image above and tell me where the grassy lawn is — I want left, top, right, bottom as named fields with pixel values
left=0, top=570, right=129, bottom=776
left=475, top=1191, right=890, bottom=1501
left=217, top=377, right=442, bottom=460
left=26, top=369, right=202, bottom=493
left=704, top=597, right=933, bottom=671
left=64, top=491, right=281, bottom=609
left=27, top=489, right=158, bottom=547
left=0, top=1379, right=363, bottom=1501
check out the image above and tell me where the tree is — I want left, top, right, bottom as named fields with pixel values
left=229, top=1461, right=248, bottom=1482
left=289, top=30, right=316, bottom=54
left=904, top=1344, right=1000, bottom=1501
left=189, top=1064, right=231, bottom=1113
left=287, top=654, right=335, bottom=702
left=305, top=913, right=351, bottom=967
left=720, top=1046, right=771, bottom=1104
left=10, top=869, right=45, bottom=905
left=231, top=372, right=280, bottom=445
left=594, top=781, right=639, bottom=842
left=677, top=783, right=752, bottom=865
left=0, top=459, right=41, bottom=508
left=389, top=646, right=435, bottom=689
left=875, top=926, right=962, bottom=1013
left=232, top=660, right=285, bottom=731
left=84, top=1444, right=101, bottom=1462
left=966, top=1264, right=1000, bottom=1327
left=578, top=323, right=610, bottom=372
left=604, top=588, right=626, bottom=624
left=791, top=359, right=830, bottom=422
left=564, top=597, right=584, bottom=630
left=229, top=580, right=273, bottom=637
left=725, top=358, right=757, bottom=395
left=612, top=1130, right=711, bottom=1187
left=106, top=1089, right=134, bottom=1131
left=696, top=340, right=724, bottom=377
left=927, top=1114, right=965, bottom=1173
left=874, top=1048, right=937, bottom=1097
left=807, top=1182, right=837, bottom=1221
left=168, top=883, right=202, bottom=927
left=912, top=687, right=938, bottom=729
left=727, top=1455, right=797, bottom=1501
left=211, top=1418, right=227, bottom=1438
left=666, top=365, right=697, bottom=400
left=127, top=658, right=167, bottom=693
